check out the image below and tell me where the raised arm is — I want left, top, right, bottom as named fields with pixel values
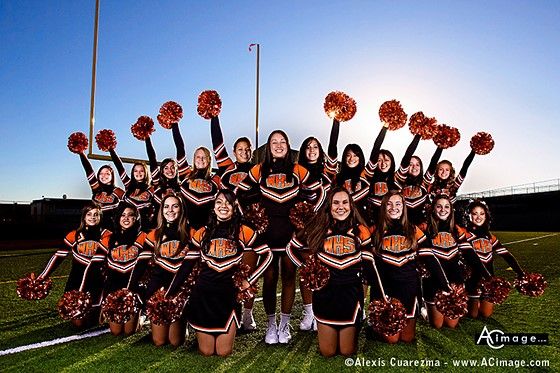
left=79, top=152, right=99, bottom=192
left=395, top=135, right=421, bottom=187
left=210, top=117, right=234, bottom=175
left=171, top=122, right=190, bottom=181
left=109, top=149, right=131, bottom=189
left=365, top=127, right=388, bottom=176
left=455, top=150, right=476, bottom=189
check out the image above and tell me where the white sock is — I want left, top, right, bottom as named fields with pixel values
left=279, top=313, right=291, bottom=328
left=268, top=314, right=276, bottom=327
left=303, top=303, right=313, bottom=313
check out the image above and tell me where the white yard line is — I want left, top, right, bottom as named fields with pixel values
left=503, top=233, right=558, bottom=245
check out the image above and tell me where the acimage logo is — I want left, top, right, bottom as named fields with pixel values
left=475, top=326, right=548, bottom=349
left=476, top=326, right=505, bottom=349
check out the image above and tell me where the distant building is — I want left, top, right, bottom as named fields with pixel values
left=30, top=197, right=90, bottom=224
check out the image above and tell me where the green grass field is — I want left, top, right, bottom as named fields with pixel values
left=0, top=232, right=558, bottom=372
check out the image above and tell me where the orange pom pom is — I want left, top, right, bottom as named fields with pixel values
left=470, top=132, right=495, bottom=155
left=409, top=112, right=438, bottom=140
left=157, top=101, right=183, bottom=129
left=433, top=124, right=461, bottom=149
left=67, top=132, right=88, bottom=154
left=197, top=90, right=222, bottom=119
left=131, top=116, right=155, bottom=140
left=95, top=129, right=117, bottom=151
left=379, top=100, right=407, bottom=130
left=323, top=91, right=357, bottom=122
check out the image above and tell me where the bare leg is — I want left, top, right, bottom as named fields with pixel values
left=400, top=318, right=416, bottom=343
left=168, top=320, right=186, bottom=347
left=215, top=322, right=237, bottom=356
left=197, top=332, right=216, bottom=356
left=338, top=326, right=358, bottom=356
left=109, top=322, right=124, bottom=336
left=317, top=322, right=338, bottom=357
left=479, top=300, right=494, bottom=318
left=123, top=315, right=139, bottom=335
left=428, top=304, right=444, bottom=329
left=151, top=323, right=170, bottom=346
left=468, top=298, right=480, bottom=318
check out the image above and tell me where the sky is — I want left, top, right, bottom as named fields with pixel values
left=1, top=0, right=559, bottom=202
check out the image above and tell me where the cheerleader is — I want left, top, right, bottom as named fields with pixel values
left=171, top=122, right=220, bottom=229
left=287, top=187, right=385, bottom=357
left=237, top=130, right=315, bottom=344
left=129, top=193, right=190, bottom=346
left=373, top=191, right=449, bottom=343
left=108, top=148, right=155, bottom=231
left=428, top=150, right=476, bottom=204
left=103, top=202, right=148, bottom=335
left=166, top=190, right=272, bottom=356
left=37, top=202, right=110, bottom=328
left=77, top=152, right=124, bottom=229
left=461, top=200, right=525, bottom=319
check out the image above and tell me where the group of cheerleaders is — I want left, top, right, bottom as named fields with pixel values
left=28, top=98, right=535, bottom=358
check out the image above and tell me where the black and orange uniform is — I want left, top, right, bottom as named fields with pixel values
left=428, top=151, right=476, bottom=204
left=170, top=122, right=221, bottom=229
left=39, top=227, right=111, bottom=307
left=129, top=225, right=191, bottom=304
left=458, top=226, right=524, bottom=299
left=79, top=153, right=125, bottom=229
left=167, top=223, right=272, bottom=333
left=210, top=117, right=254, bottom=200
left=287, top=222, right=385, bottom=327
left=104, top=229, right=148, bottom=295
left=374, top=224, right=449, bottom=317
left=109, top=150, right=155, bottom=231
left=238, top=161, right=312, bottom=252
left=298, top=162, right=329, bottom=210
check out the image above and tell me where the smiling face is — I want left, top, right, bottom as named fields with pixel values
left=408, top=157, right=421, bottom=177
left=214, top=193, right=234, bottom=221
left=470, top=206, right=486, bottom=226
left=98, top=167, right=113, bottom=185
left=85, top=208, right=101, bottom=226
left=386, top=194, right=404, bottom=220
left=162, top=196, right=181, bottom=223
left=132, top=164, right=146, bottom=182
left=305, top=139, right=320, bottom=163
left=119, top=207, right=137, bottom=230
left=270, top=132, right=288, bottom=159
left=434, top=198, right=451, bottom=221
left=345, top=150, right=360, bottom=168
left=437, top=163, right=451, bottom=180
left=377, top=153, right=392, bottom=173
left=194, top=148, right=210, bottom=170
left=330, top=191, right=351, bottom=221
left=162, top=161, right=177, bottom=179
left=234, top=140, right=252, bottom=164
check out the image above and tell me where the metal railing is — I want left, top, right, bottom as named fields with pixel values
left=458, top=178, right=560, bottom=200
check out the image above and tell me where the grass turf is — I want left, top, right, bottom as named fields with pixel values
left=0, top=232, right=558, bottom=372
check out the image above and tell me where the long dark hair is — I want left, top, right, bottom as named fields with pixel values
left=261, top=130, right=294, bottom=182
left=201, top=189, right=242, bottom=255
left=76, top=202, right=103, bottom=238
left=427, top=194, right=455, bottom=237
left=97, top=165, right=115, bottom=187
left=374, top=191, right=417, bottom=252
left=298, top=136, right=325, bottom=172
left=154, top=193, right=189, bottom=252
left=159, top=158, right=179, bottom=188
left=406, top=155, right=424, bottom=186
left=300, top=187, right=366, bottom=254
left=337, top=144, right=365, bottom=190
left=466, top=199, right=492, bottom=237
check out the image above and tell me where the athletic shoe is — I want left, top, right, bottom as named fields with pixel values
left=299, top=309, right=315, bottom=331
left=265, top=323, right=279, bottom=344
left=242, top=311, right=257, bottom=331
left=278, top=322, right=292, bottom=344
left=312, top=318, right=317, bottom=331
left=420, top=305, right=429, bottom=321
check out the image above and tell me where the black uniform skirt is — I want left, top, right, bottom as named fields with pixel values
left=423, top=258, right=464, bottom=303
left=65, top=262, right=105, bottom=307
left=104, top=270, right=131, bottom=295
left=186, top=280, right=241, bottom=334
left=144, top=269, right=174, bottom=307
left=313, top=280, right=363, bottom=327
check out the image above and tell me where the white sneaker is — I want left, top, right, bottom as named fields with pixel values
left=299, top=309, right=315, bottom=331
left=242, top=311, right=257, bottom=331
left=312, top=318, right=317, bottom=331
left=278, top=322, right=292, bottom=344
left=420, top=305, right=429, bottom=321
left=265, top=323, right=279, bottom=344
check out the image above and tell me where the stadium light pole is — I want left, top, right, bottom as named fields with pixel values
left=249, top=43, right=260, bottom=162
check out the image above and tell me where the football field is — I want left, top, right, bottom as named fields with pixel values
left=0, top=232, right=558, bottom=372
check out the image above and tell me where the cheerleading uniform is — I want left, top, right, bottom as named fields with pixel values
left=374, top=224, right=449, bottom=318
left=458, top=226, right=524, bottom=299
left=79, top=153, right=125, bottom=229
left=109, top=150, right=155, bottom=231
left=39, top=227, right=111, bottom=307
left=286, top=222, right=385, bottom=327
left=298, top=161, right=330, bottom=211
left=167, top=223, right=272, bottom=334
left=428, top=151, right=475, bottom=204
left=237, top=162, right=312, bottom=252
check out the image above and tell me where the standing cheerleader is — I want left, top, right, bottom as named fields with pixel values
left=428, top=150, right=475, bottom=204
left=373, top=192, right=449, bottom=343
left=130, top=193, right=190, bottom=346
left=237, top=130, right=313, bottom=344
left=108, top=148, right=154, bottom=231
left=166, top=190, right=272, bottom=356
left=462, top=200, right=525, bottom=319
left=103, top=202, right=148, bottom=335
left=37, top=203, right=110, bottom=328
left=287, top=187, right=385, bottom=356
left=76, top=152, right=124, bottom=230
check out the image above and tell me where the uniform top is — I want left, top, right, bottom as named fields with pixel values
left=106, top=231, right=147, bottom=273
left=144, top=227, right=191, bottom=273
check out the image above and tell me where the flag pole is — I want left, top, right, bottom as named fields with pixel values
left=88, top=0, right=100, bottom=157
left=249, top=43, right=260, bottom=162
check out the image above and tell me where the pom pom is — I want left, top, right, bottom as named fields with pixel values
left=368, top=297, right=408, bottom=336
left=408, top=112, right=438, bottom=140
left=433, top=124, right=461, bottom=149
left=233, top=263, right=259, bottom=303
left=157, top=101, right=183, bottom=129
left=67, top=132, right=89, bottom=154
left=458, top=260, right=472, bottom=280
left=146, top=288, right=188, bottom=325
left=323, top=91, right=357, bottom=122
left=379, top=100, right=407, bottom=130
left=289, top=201, right=315, bottom=230
left=101, top=288, right=140, bottom=323
left=95, top=129, right=117, bottom=152
left=300, top=256, right=330, bottom=291
left=470, top=132, right=495, bottom=155
left=480, top=276, right=511, bottom=304
left=197, top=90, right=222, bottom=119
left=131, top=116, right=155, bottom=140
left=434, top=284, right=468, bottom=319
left=514, top=273, right=547, bottom=297
left=16, top=273, right=52, bottom=300
left=57, top=290, right=92, bottom=320
left=243, top=203, right=269, bottom=234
